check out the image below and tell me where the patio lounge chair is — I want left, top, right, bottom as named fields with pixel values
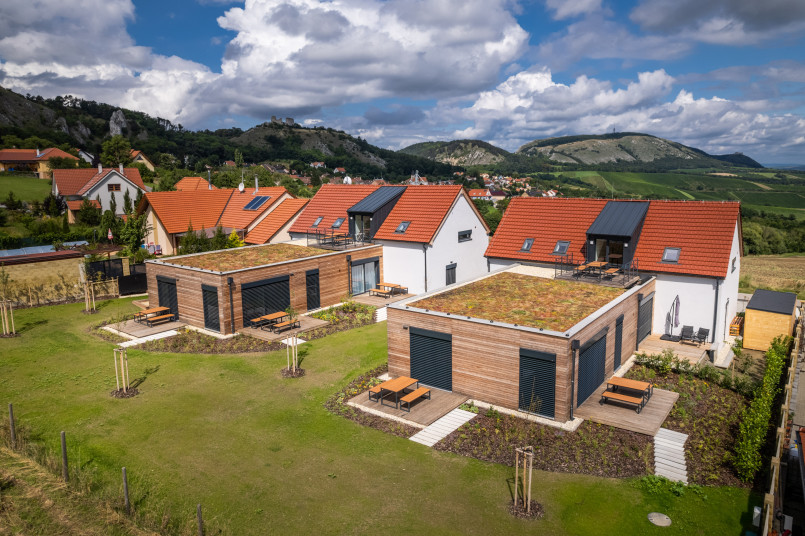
left=693, top=328, right=710, bottom=345
left=680, top=325, right=695, bottom=343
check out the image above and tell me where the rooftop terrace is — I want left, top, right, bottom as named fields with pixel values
left=410, top=272, right=625, bottom=332
left=161, top=243, right=330, bottom=272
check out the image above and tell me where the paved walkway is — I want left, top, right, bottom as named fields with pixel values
left=410, top=407, right=477, bottom=447
left=654, top=427, right=689, bottom=483
left=118, top=330, right=178, bottom=348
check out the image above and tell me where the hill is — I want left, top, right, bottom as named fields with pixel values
left=0, top=86, right=455, bottom=181
left=400, top=139, right=508, bottom=166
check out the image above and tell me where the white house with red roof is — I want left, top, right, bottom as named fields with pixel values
left=288, top=184, right=490, bottom=295
left=468, top=188, right=492, bottom=201
left=53, top=164, right=146, bottom=222
left=0, top=147, right=78, bottom=178
left=485, top=197, right=742, bottom=355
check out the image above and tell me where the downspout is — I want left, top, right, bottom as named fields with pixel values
left=227, top=277, right=236, bottom=335
left=711, top=278, right=720, bottom=345
left=423, top=244, right=428, bottom=293
left=570, top=340, right=579, bottom=420
left=346, top=255, right=352, bottom=296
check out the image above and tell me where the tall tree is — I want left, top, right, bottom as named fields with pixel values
left=123, top=189, right=132, bottom=214
left=76, top=198, right=101, bottom=226
left=109, top=192, right=117, bottom=215
left=234, top=149, right=244, bottom=168
left=100, top=135, right=132, bottom=167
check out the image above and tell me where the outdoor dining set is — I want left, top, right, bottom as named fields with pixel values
left=250, top=311, right=300, bottom=333
left=573, top=258, right=623, bottom=280
left=600, top=376, right=653, bottom=413
left=133, top=306, right=175, bottom=327
left=368, top=376, right=431, bottom=412
left=369, top=282, right=408, bottom=299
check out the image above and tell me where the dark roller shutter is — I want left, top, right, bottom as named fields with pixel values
left=156, top=275, right=178, bottom=317
left=202, top=285, right=220, bottom=332
left=519, top=349, right=555, bottom=418
left=241, top=276, right=290, bottom=327
left=306, top=270, right=320, bottom=311
left=637, top=293, right=654, bottom=345
left=578, top=330, right=607, bottom=406
left=614, top=315, right=624, bottom=371
left=409, top=327, right=452, bottom=391
left=446, top=263, right=456, bottom=285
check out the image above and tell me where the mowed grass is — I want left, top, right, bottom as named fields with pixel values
left=741, top=254, right=805, bottom=298
left=0, top=299, right=758, bottom=535
left=0, top=174, right=52, bottom=203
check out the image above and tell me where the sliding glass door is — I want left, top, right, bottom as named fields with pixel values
left=351, top=260, right=378, bottom=295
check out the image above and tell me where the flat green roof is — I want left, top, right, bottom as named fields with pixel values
left=162, top=244, right=330, bottom=272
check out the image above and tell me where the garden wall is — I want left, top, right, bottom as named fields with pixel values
left=145, top=245, right=383, bottom=334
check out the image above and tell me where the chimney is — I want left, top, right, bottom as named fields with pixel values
left=36, top=147, right=40, bottom=157
left=119, top=163, right=124, bottom=175
left=98, top=164, right=102, bottom=174
left=207, top=170, right=212, bottom=190
left=254, top=176, right=259, bottom=194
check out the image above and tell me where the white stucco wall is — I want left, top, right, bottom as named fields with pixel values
left=378, top=195, right=489, bottom=295
left=85, top=172, right=143, bottom=216
left=143, top=206, right=176, bottom=255
left=720, top=222, right=742, bottom=342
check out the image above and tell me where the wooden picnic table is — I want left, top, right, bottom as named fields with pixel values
left=607, top=376, right=652, bottom=400
left=379, top=376, right=419, bottom=409
left=134, top=306, right=169, bottom=323
left=250, top=311, right=289, bottom=330
left=378, top=282, right=407, bottom=296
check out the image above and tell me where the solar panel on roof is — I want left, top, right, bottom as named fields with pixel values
left=243, top=196, right=270, bottom=210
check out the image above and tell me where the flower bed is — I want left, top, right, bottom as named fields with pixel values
left=626, top=364, right=751, bottom=487
left=310, top=301, right=375, bottom=325
left=434, top=405, right=652, bottom=478
left=324, top=365, right=418, bottom=438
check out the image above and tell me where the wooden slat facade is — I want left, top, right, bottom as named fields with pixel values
left=146, top=245, right=383, bottom=334
left=388, top=279, right=655, bottom=423
left=743, top=308, right=796, bottom=351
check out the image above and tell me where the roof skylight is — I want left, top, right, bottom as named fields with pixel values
left=552, top=240, right=570, bottom=255
left=312, top=216, right=323, bottom=227
left=662, top=247, right=681, bottom=263
left=395, top=221, right=411, bottom=233
left=521, top=238, right=534, bottom=252
left=332, top=217, right=345, bottom=229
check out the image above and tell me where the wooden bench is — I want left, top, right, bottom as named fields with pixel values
left=601, top=391, right=644, bottom=413
left=368, top=385, right=382, bottom=402
left=273, top=319, right=301, bottom=333
left=399, top=387, right=431, bottom=412
left=146, top=314, right=174, bottom=327
left=369, top=288, right=392, bottom=298
left=602, top=267, right=620, bottom=279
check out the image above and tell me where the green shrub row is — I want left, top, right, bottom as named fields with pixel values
left=733, top=336, right=791, bottom=482
left=634, top=349, right=757, bottom=397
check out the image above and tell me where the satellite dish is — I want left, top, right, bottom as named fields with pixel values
left=238, top=182, right=245, bottom=192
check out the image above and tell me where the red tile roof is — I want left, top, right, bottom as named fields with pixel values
left=140, top=190, right=234, bottom=234
left=485, top=198, right=741, bottom=278
left=288, top=184, right=380, bottom=233
left=218, top=187, right=288, bottom=230
left=468, top=189, right=490, bottom=197
left=66, top=199, right=101, bottom=211
left=0, top=148, right=77, bottom=163
left=374, top=185, right=483, bottom=244
left=245, top=198, right=310, bottom=244
left=175, top=176, right=217, bottom=191
left=53, top=168, right=145, bottom=196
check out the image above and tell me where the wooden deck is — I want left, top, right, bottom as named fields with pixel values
left=576, top=383, right=679, bottom=436
left=638, top=334, right=711, bottom=365
left=351, top=387, right=468, bottom=426
left=352, top=292, right=414, bottom=308
left=113, top=318, right=185, bottom=338
left=240, top=316, right=328, bottom=341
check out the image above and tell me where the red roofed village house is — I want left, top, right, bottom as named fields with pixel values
left=485, top=198, right=742, bottom=355
left=53, top=164, right=147, bottom=223
left=130, top=150, right=155, bottom=172
left=288, top=184, right=490, bottom=295
left=0, top=148, right=78, bottom=178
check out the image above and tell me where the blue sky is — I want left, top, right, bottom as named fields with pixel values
left=2, top=0, right=804, bottom=163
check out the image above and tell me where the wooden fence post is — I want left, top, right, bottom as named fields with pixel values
left=197, top=504, right=204, bottom=536
left=60, top=431, right=68, bottom=482
left=8, top=404, right=15, bottom=449
left=122, top=467, right=130, bottom=515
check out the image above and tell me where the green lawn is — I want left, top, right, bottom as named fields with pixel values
left=0, top=174, right=52, bottom=203
left=0, top=299, right=759, bottom=535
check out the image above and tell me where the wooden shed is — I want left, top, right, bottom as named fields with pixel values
left=743, top=289, right=797, bottom=351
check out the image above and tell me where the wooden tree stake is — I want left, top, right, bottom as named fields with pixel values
left=61, top=431, right=69, bottom=482
left=8, top=404, right=15, bottom=449
left=122, top=467, right=130, bottom=515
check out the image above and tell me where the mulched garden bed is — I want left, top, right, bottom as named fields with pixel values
left=324, top=364, right=418, bottom=439
left=508, top=500, right=544, bottom=520
left=110, top=388, right=140, bottom=399
left=281, top=367, right=306, bottom=378
left=625, top=364, right=751, bottom=488
left=434, top=407, right=652, bottom=478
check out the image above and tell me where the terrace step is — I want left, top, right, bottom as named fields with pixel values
left=375, top=307, right=387, bottom=323
left=409, top=408, right=476, bottom=447
left=653, top=427, right=689, bottom=483
left=119, top=330, right=178, bottom=348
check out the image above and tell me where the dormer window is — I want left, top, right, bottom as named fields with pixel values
left=395, top=221, right=411, bottom=233
left=662, top=247, right=681, bottom=263
left=521, top=238, right=534, bottom=252
left=552, top=240, right=570, bottom=255
left=312, top=216, right=323, bottom=227
left=332, top=217, right=345, bottom=229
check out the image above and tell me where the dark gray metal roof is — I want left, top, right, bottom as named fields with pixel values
left=347, top=186, right=406, bottom=214
left=747, top=289, right=797, bottom=315
left=587, top=201, right=649, bottom=238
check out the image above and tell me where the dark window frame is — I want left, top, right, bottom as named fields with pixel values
left=311, top=216, right=323, bottom=227
left=107, top=183, right=121, bottom=192
left=395, top=221, right=411, bottom=233
left=521, top=238, right=534, bottom=252
left=662, top=247, right=681, bottom=263
left=332, top=217, right=345, bottom=229
left=552, top=240, right=570, bottom=255
left=458, top=230, right=472, bottom=242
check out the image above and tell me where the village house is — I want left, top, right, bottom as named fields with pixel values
left=174, top=176, right=217, bottom=191
left=130, top=150, right=155, bottom=171
left=53, top=164, right=146, bottom=222
left=0, top=148, right=78, bottom=178
left=468, top=188, right=493, bottom=201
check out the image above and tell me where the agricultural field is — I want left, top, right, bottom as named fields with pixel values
left=0, top=174, right=52, bottom=203
left=740, top=254, right=805, bottom=298
left=0, top=299, right=758, bottom=535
